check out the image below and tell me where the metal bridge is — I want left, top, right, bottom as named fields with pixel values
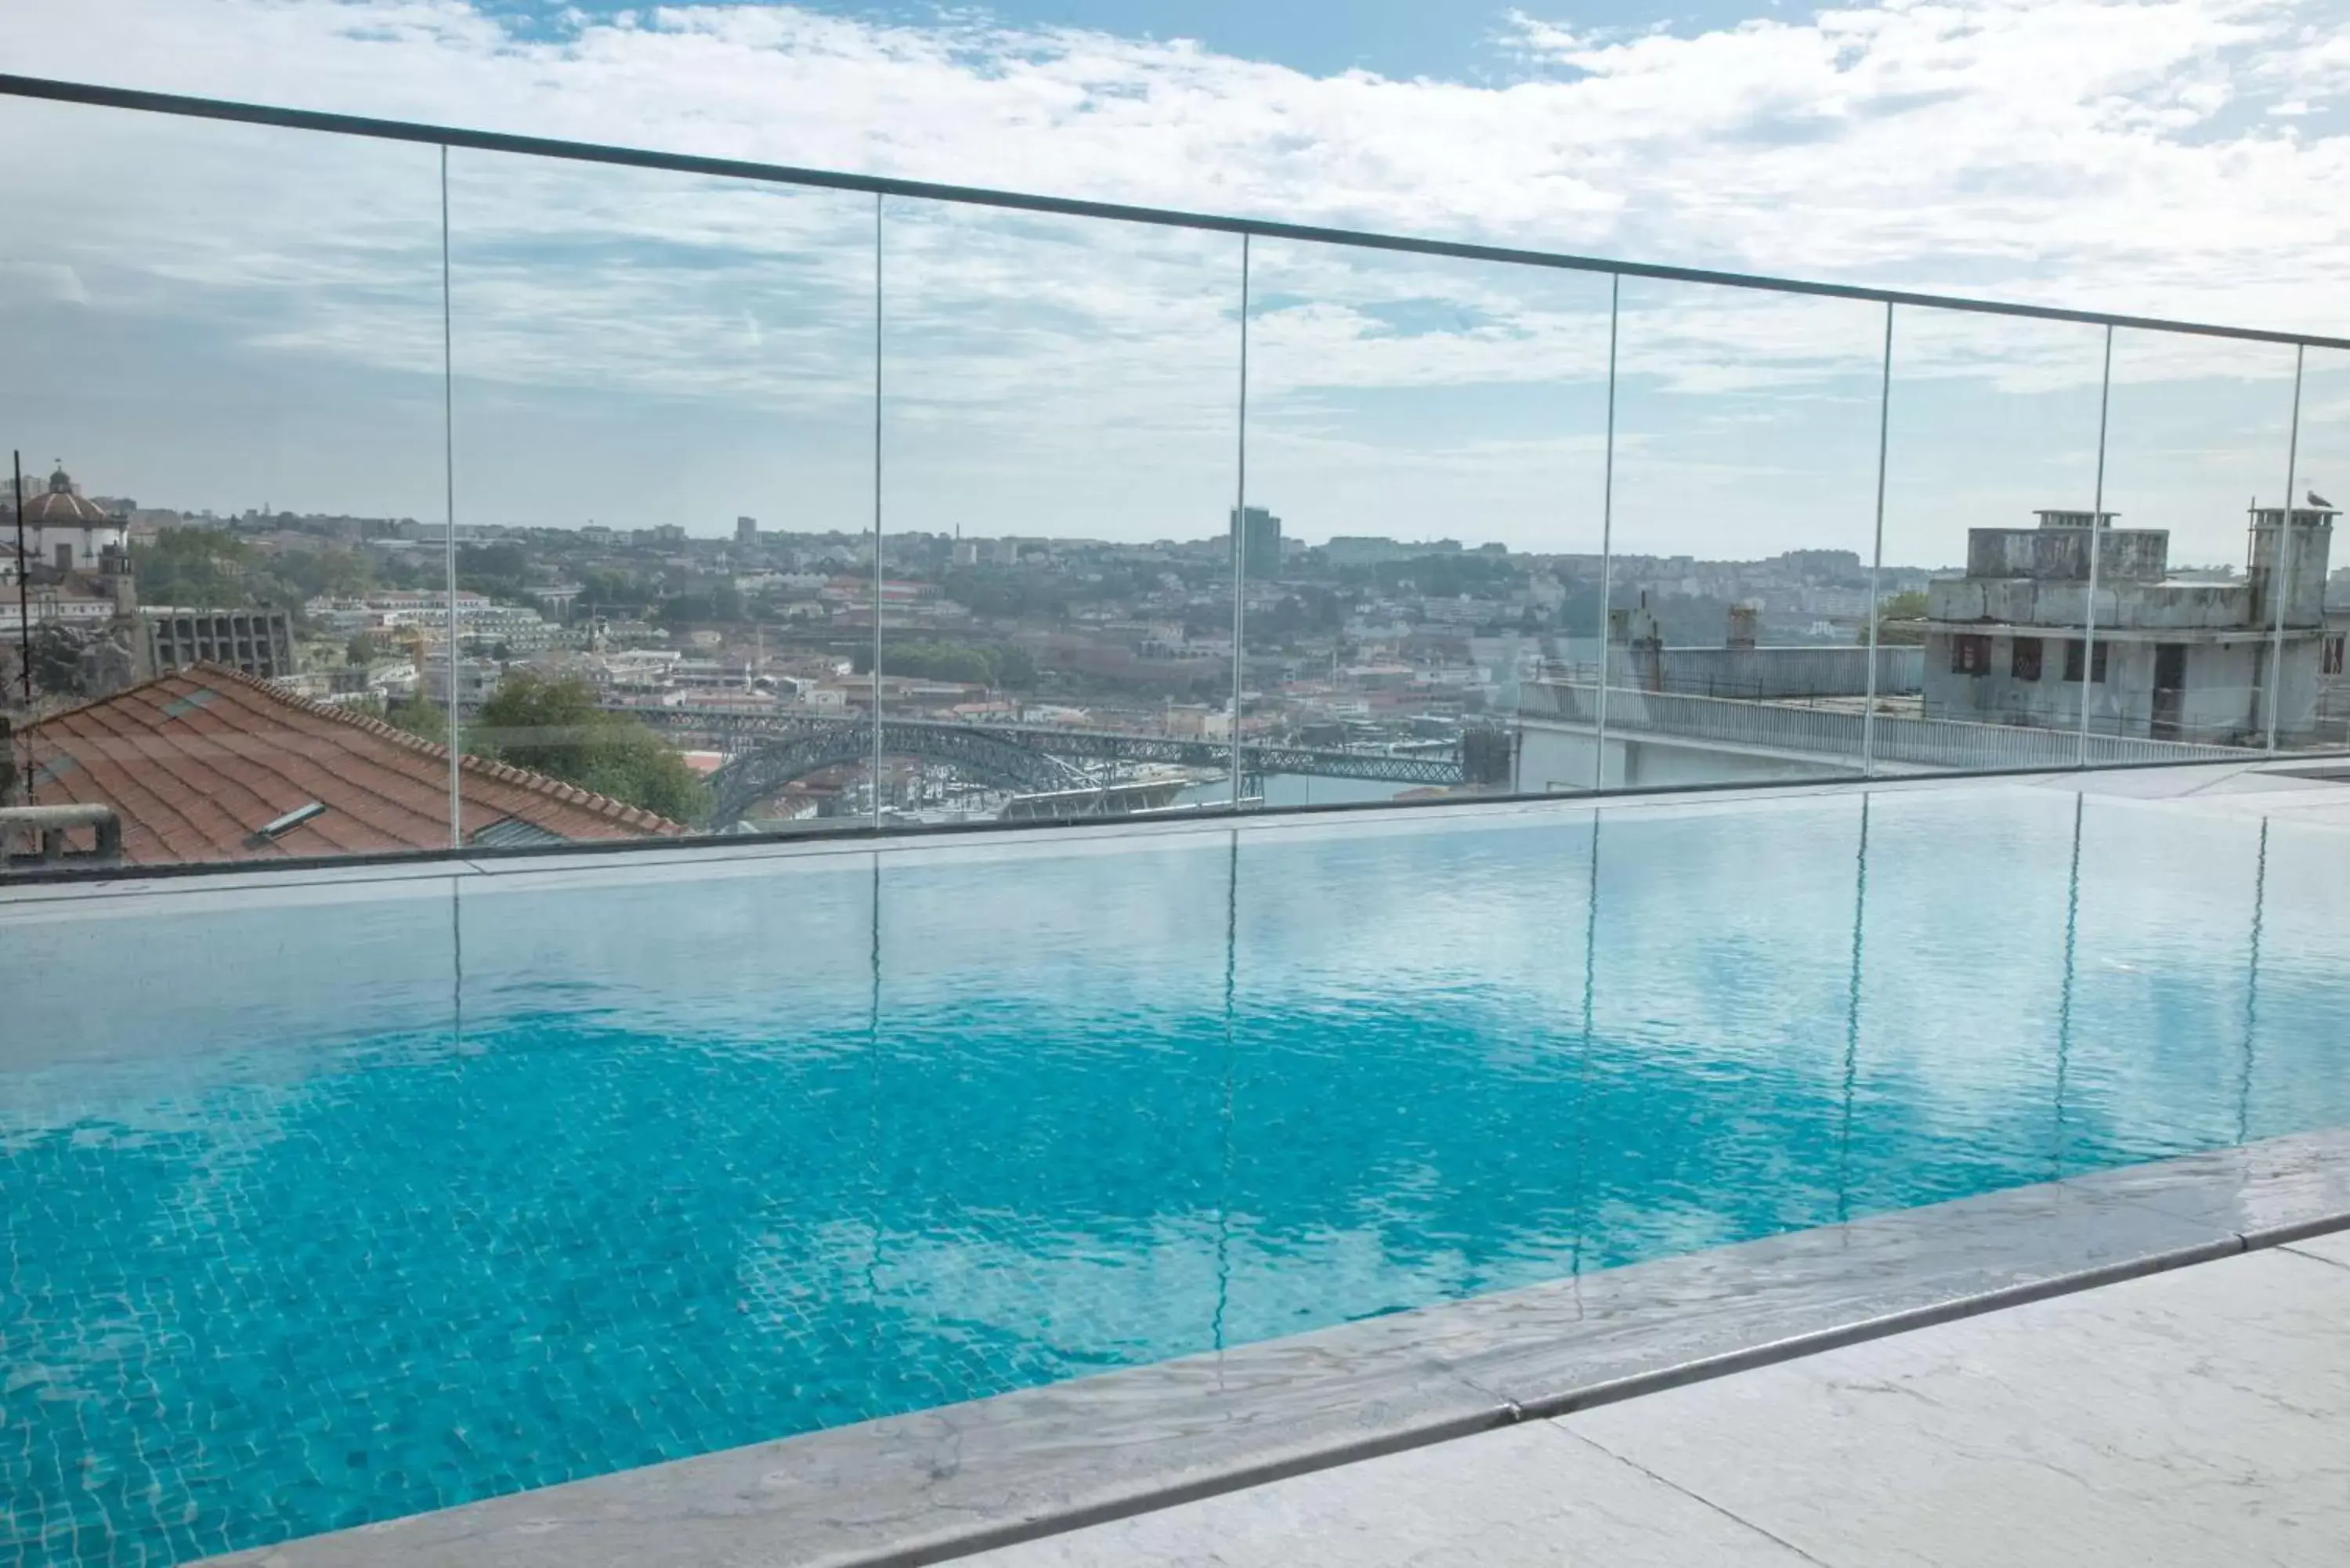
left=631, top=707, right=1477, bottom=823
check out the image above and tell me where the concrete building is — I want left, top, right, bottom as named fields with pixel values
left=1320, top=537, right=1415, bottom=566
left=1233, top=507, right=1282, bottom=581
left=460, top=603, right=568, bottom=655
left=1162, top=702, right=1233, bottom=741
left=142, top=607, right=298, bottom=681
left=528, top=581, right=584, bottom=620
left=1922, top=505, right=2336, bottom=743
left=421, top=655, right=502, bottom=710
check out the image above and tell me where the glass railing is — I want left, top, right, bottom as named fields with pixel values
left=3, top=71, right=2345, bottom=873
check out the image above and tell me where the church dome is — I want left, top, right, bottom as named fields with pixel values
left=23, top=465, right=117, bottom=526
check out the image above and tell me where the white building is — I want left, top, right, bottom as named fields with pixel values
left=0, top=580, right=119, bottom=635
left=1922, top=505, right=2337, bottom=744
left=13, top=465, right=129, bottom=571
left=421, top=656, right=502, bottom=710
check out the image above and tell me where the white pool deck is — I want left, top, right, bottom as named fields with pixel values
left=966, top=1231, right=2350, bottom=1568
left=2055, top=753, right=2350, bottom=826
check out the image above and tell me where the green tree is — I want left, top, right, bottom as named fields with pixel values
left=345, top=632, right=380, bottom=666
left=851, top=640, right=998, bottom=685
left=471, top=671, right=709, bottom=824
left=992, top=644, right=1039, bottom=689
left=133, top=528, right=256, bottom=607
left=653, top=584, right=748, bottom=627
left=275, top=545, right=374, bottom=601
left=455, top=543, right=531, bottom=600
left=1861, top=590, right=1931, bottom=646
left=578, top=568, right=654, bottom=612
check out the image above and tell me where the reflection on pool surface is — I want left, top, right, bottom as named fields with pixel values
left=5, top=787, right=2349, bottom=1563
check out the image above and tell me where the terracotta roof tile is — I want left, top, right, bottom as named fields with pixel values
left=20, top=663, right=686, bottom=865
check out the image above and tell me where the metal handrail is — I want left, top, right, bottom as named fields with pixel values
left=1519, top=680, right=2251, bottom=768
left=2, top=71, right=2345, bottom=352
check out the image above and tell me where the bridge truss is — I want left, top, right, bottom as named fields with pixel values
left=638, top=708, right=1477, bottom=824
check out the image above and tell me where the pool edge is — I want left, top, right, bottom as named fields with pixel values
left=196, top=1125, right=2350, bottom=1568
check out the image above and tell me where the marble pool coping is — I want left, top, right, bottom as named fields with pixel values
left=204, top=1125, right=2350, bottom=1568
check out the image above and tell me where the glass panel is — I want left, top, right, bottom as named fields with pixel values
left=2092, top=329, right=2300, bottom=749
left=1603, top=281, right=1888, bottom=783
left=441, top=152, right=877, bottom=841
left=1885, top=306, right=2112, bottom=766
left=0, top=99, right=446, bottom=871
left=876, top=200, right=1242, bottom=827
left=1242, top=241, right=1615, bottom=804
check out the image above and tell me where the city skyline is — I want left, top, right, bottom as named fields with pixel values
left=10, top=451, right=2336, bottom=579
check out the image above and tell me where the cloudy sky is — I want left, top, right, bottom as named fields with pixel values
left=0, top=0, right=2344, bottom=562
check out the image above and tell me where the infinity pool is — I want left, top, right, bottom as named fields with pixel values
left=6, top=786, right=2349, bottom=1564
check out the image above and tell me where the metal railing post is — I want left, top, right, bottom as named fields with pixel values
left=1230, top=233, right=1251, bottom=811
left=2265, top=345, right=2305, bottom=757
left=2075, top=326, right=2113, bottom=768
left=1593, top=275, right=1619, bottom=791
left=440, top=145, right=461, bottom=846
left=872, top=193, right=886, bottom=828
left=1862, top=302, right=1893, bottom=776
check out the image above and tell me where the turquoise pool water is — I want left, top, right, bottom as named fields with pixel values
left=5, top=787, right=2349, bottom=1564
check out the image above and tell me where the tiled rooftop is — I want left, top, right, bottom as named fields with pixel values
left=17, top=663, right=683, bottom=863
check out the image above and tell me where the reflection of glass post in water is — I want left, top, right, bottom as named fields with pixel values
left=2240, top=818, right=2269, bottom=1145
left=1571, top=809, right=1601, bottom=1276
left=1838, top=793, right=1871, bottom=1222
left=862, top=854, right=887, bottom=1350
left=449, top=876, right=465, bottom=1051
left=2052, top=791, right=2084, bottom=1179
left=1213, top=830, right=1238, bottom=1354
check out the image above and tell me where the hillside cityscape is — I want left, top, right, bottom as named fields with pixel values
left=7, top=463, right=2349, bottom=857
left=2, top=469, right=1943, bottom=808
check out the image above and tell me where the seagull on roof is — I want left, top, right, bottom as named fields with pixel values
left=2312, top=489, right=2337, bottom=509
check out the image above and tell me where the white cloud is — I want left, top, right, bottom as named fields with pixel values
left=0, top=0, right=2341, bottom=551
left=2, top=0, right=2344, bottom=321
